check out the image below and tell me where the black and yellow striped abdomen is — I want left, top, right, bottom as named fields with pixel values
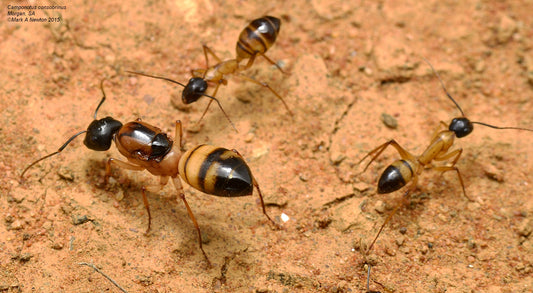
left=178, top=145, right=253, bottom=197
left=377, top=159, right=415, bottom=194
left=236, top=16, right=280, bottom=62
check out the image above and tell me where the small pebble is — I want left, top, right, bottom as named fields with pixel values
left=517, top=218, right=532, bottom=237
left=244, top=132, right=254, bottom=143
left=374, top=200, right=386, bottom=214
left=329, top=152, right=346, bottom=165
left=380, top=113, right=398, bottom=129
left=72, top=215, right=91, bottom=225
left=9, top=220, right=24, bottom=230
left=57, top=166, right=75, bottom=181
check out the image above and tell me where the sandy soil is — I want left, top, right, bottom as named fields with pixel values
left=1, top=0, right=532, bottom=292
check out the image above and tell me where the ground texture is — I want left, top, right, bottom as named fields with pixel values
left=1, top=0, right=532, bottom=292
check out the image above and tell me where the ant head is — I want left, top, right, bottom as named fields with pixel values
left=182, top=77, right=208, bottom=104
left=449, top=117, right=473, bottom=138
left=83, top=117, right=123, bottom=151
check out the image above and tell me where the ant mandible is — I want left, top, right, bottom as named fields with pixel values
left=356, top=58, right=533, bottom=253
left=20, top=79, right=278, bottom=264
left=127, top=16, right=292, bottom=131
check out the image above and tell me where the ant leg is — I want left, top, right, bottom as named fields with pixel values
left=140, top=176, right=170, bottom=233
left=171, top=176, right=211, bottom=266
left=240, top=52, right=257, bottom=71
left=105, top=158, right=163, bottom=232
left=252, top=177, right=280, bottom=228
left=367, top=187, right=414, bottom=254
left=104, top=158, right=145, bottom=185
left=235, top=74, right=293, bottom=116
left=191, top=68, right=207, bottom=78
left=432, top=149, right=471, bottom=201
left=231, top=149, right=280, bottom=229
left=434, top=148, right=462, bottom=166
left=259, top=53, right=288, bottom=75
left=356, top=140, right=416, bottom=176
left=195, top=83, right=222, bottom=127
left=240, top=51, right=288, bottom=75
left=429, top=121, right=449, bottom=141
left=432, top=165, right=470, bottom=201
left=202, top=44, right=222, bottom=67
left=174, top=120, right=184, bottom=149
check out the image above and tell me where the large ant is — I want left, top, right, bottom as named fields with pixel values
left=356, top=59, right=533, bottom=253
left=127, top=16, right=292, bottom=131
left=20, top=79, right=278, bottom=263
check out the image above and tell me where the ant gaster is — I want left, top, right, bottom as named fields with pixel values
left=21, top=79, right=278, bottom=264
left=356, top=58, right=533, bottom=253
left=127, top=16, right=292, bottom=131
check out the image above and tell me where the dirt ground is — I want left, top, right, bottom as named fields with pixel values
left=1, top=0, right=532, bottom=292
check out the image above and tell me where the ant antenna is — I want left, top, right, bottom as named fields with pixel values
left=421, top=57, right=465, bottom=116
left=125, top=71, right=238, bottom=132
left=194, top=94, right=238, bottom=132
left=423, top=57, right=533, bottom=132
left=125, top=71, right=188, bottom=87
left=20, top=130, right=87, bottom=179
left=93, top=78, right=108, bottom=119
left=471, top=121, right=533, bottom=132
left=21, top=78, right=112, bottom=179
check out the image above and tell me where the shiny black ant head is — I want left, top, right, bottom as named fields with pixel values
left=182, top=77, right=208, bottom=104
left=83, top=117, right=123, bottom=151
left=449, top=117, right=474, bottom=138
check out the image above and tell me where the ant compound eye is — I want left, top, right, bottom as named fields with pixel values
left=182, top=78, right=208, bottom=104
left=449, top=117, right=474, bottom=138
left=151, top=133, right=172, bottom=158
left=84, top=117, right=123, bottom=151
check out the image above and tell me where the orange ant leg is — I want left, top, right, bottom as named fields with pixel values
left=195, top=82, right=224, bottom=128
left=356, top=140, right=416, bottom=176
left=174, top=120, right=184, bottom=149
left=104, top=158, right=144, bottom=185
left=171, top=176, right=211, bottom=266
left=202, top=44, right=223, bottom=66
left=432, top=148, right=472, bottom=201
left=240, top=51, right=288, bottom=75
left=140, top=176, right=171, bottom=233
left=231, top=149, right=280, bottom=229
left=105, top=158, right=163, bottom=232
left=429, top=121, right=449, bottom=141
left=259, top=53, right=288, bottom=75
left=433, top=165, right=470, bottom=201
left=367, top=184, right=416, bottom=254
left=235, top=74, right=293, bottom=116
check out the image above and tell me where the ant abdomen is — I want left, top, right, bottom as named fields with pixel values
left=236, top=16, right=281, bottom=62
left=377, top=160, right=413, bottom=194
left=179, top=145, right=254, bottom=197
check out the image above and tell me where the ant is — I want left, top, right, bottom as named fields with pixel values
left=356, top=58, right=533, bottom=253
left=127, top=16, right=292, bottom=131
left=20, top=79, right=278, bottom=264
